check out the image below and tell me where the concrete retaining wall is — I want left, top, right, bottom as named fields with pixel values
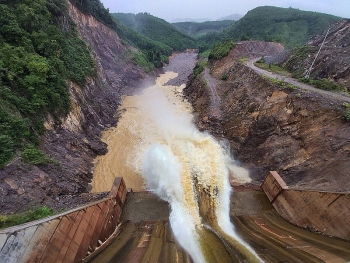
left=0, top=177, right=127, bottom=263
left=261, top=171, right=350, bottom=240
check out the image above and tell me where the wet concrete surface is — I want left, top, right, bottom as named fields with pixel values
left=231, top=190, right=350, bottom=262
left=88, top=190, right=350, bottom=263
left=87, top=192, right=192, bottom=263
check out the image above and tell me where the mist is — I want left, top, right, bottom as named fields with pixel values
left=138, top=73, right=262, bottom=262
left=100, top=0, right=349, bottom=22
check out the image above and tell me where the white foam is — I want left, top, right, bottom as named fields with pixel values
left=139, top=72, right=261, bottom=262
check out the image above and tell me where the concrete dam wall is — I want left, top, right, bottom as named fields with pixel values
left=261, top=171, right=350, bottom=241
left=0, top=178, right=127, bottom=263
left=1, top=174, right=350, bottom=262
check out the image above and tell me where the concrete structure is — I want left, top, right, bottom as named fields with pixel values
left=0, top=178, right=127, bottom=263
left=261, top=171, right=350, bottom=240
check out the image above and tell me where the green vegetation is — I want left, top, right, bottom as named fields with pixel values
left=172, top=20, right=235, bottom=37
left=190, top=6, right=340, bottom=55
left=220, top=73, right=228, bottom=81
left=343, top=102, right=350, bottom=121
left=69, top=0, right=116, bottom=29
left=132, top=51, right=155, bottom=72
left=0, top=206, right=55, bottom=229
left=239, top=57, right=249, bottom=64
left=0, top=0, right=95, bottom=169
left=283, top=46, right=317, bottom=77
left=263, top=76, right=296, bottom=90
left=208, top=40, right=235, bottom=60
left=193, top=60, right=208, bottom=77
left=70, top=1, right=172, bottom=67
left=198, top=49, right=211, bottom=59
left=254, top=61, right=291, bottom=76
left=197, top=31, right=227, bottom=54
left=21, top=145, right=52, bottom=165
left=223, top=6, right=341, bottom=49
left=113, top=13, right=196, bottom=51
left=299, top=77, right=346, bottom=92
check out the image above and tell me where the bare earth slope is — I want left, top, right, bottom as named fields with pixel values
left=282, top=19, right=350, bottom=91
left=184, top=41, right=350, bottom=191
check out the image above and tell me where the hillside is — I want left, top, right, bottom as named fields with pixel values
left=0, top=0, right=149, bottom=214
left=113, top=12, right=196, bottom=51
left=0, top=0, right=95, bottom=170
left=218, top=14, right=243, bottom=21
left=224, top=6, right=342, bottom=49
left=70, top=1, right=173, bottom=70
left=172, top=20, right=235, bottom=37
left=279, top=19, right=350, bottom=91
left=184, top=38, right=350, bottom=192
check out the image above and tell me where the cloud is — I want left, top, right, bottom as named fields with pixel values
left=101, top=0, right=349, bottom=21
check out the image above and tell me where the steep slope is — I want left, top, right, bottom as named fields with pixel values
left=70, top=1, right=173, bottom=70
left=224, top=6, right=342, bottom=49
left=172, top=20, right=235, bottom=37
left=0, top=0, right=147, bottom=214
left=184, top=41, right=350, bottom=192
left=113, top=13, right=196, bottom=51
left=0, top=0, right=95, bottom=170
left=280, top=19, right=350, bottom=91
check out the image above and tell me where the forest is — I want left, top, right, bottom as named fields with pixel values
left=0, top=0, right=95, bottom=168
left=172, top=20, right=235, bottom=37
left=223, top=6, right=341, bottom=49
left=113, top=13, right=196, bottom=51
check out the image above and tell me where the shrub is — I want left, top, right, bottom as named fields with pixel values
left=220, top=73, right=228, bottom=80
left=21, top=146, right=51, bottom=165
left=193, top=63, right=204, bottom=77
left=133, top=51, right=154, bottom=72
left=299, top=78, right=346, bottom=92
left=193, top=59, right=208, bottom=77
left=344, top=110, right=350, bottom=121
left=0, top=206, right=55, bottom=229
left=208, top=40, right=235, bottom=60
left=343, top=102, right=350, bottom=121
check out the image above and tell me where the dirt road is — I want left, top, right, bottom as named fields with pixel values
left=204, top=68, right=222, bottom=118
left=246, top=58, right=350, bottom=103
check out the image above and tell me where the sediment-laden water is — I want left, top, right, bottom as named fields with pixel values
left=92, top=71, right=262, bottom=262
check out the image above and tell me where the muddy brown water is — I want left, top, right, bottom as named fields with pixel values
left=91, top=72, right=190, bottom=192
left=90, top=53, right=350, bottom=262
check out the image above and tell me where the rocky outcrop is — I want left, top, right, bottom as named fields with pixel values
left=0, top=2, right=147, bottom=213
left=282, top=19, right=350, bottom=91
left=184, top=41, right=350, bottom=192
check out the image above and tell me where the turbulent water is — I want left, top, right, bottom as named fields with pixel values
left=92, top=72, right=263, bottom=262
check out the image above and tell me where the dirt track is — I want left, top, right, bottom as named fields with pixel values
left=246, top=58, right=350, bottom=103
left=203, top=68, right=222, bottom=118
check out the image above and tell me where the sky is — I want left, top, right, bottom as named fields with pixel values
left=100, top=0, right=350, bottom=22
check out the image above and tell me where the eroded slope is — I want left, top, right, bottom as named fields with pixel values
left=184, top=41, right=350, bottom=191
left=0, top=2, right=147, bottom=213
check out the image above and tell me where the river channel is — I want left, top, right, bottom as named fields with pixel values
left=90, top=53, right=350, bottom=263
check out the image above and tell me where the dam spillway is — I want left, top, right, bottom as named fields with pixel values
left=1, top=175, right=350, bottom=262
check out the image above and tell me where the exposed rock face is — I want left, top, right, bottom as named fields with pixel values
left=283, top=19, right=350, bottom=91
left=184, top=41, right=350, bottom=192
left=0, top=2, right=147, bottom=213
